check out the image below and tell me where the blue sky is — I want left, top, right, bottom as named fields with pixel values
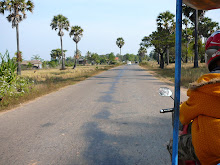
left=0, top=0, right=220, bottom=61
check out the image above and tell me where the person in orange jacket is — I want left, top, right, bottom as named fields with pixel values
left=180, top=30, right=220, bottom=164
left=167, top=30, right=220, bottom=164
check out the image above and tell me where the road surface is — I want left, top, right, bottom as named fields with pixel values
left=0, top=65, right=187, bottom=165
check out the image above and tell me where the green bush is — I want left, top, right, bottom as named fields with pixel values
left=0, top=51, right=33, bottom=99
left=0, top=51, right=17, bottom=84
left=49, top=60, right=59, bottom=68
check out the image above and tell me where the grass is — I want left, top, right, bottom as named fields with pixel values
left=0, top=65, right=117, bottom=111
left=140, top=61, right=209, bottom=88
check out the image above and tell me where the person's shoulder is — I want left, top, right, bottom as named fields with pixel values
left=189, top=73, right=220, bottom=90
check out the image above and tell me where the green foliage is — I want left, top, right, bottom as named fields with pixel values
left=42, top=61, right=47, bottom=68
left=116, top=37, right=125, bottom=49
left=14, top=51, right=23, bottom=62
left=0, top=51, right=32, bottom=99
left=99, top=55, right=107, bottom=64
left=182, top=4, right=205, bottom=24
left=65, top=57, right=74, bottom=67
left=124, top=53, right=136, bottom=61
left=27, top=62, right=32, bottom=68
left=141, top=10, right=175, bottom=68
left=90, top=53, right=99, bottom=65
left=108, top=52, right=116, bottom=62
left=138, top=47, right=147, bottom=62
left=199, top=17, right=219, bottom=38
left=50, top=14, right=70, bottom=36
left=0, top=51, right=17, bottom=85
left=50, top=49, right=67, bottom=61
left=31, top=54, right=44, bottom=62
left=149, top=50, right=158, bottom=61
left=0, top=0, right=34, bottom=27
left=48, top=61, right=59, bottom=68
left=69, top=26, right=84, bottom=44
left=135, top=55, right=139, bottom=62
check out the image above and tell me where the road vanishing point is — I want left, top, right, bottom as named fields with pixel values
left=0, top=65, right=187, bottom=165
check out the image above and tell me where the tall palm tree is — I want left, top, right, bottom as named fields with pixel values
left=156, top=11, right=175, bottom=65
left=50, top=14, right=70, bottom=70
left=182, top=4, right=206, bottom=68
left=69, top=26, right=83, bottom=69
left=0, top=0, right=34, bottom=75
left=138, top=46, right=147, bottom=62
left=116, top=38, right=125, bottom=55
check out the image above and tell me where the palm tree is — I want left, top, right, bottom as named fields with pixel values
left=156, top=11, right=175, bottom=65
left=138, top=46, right=147, bottom=62
left=182, top=4, right=206, bottom=68
left=116, top=38, right=125, bottom=55
left=69, top=26, right=83, bottom=69
left=50, top=14, right=70, bottom=70
left=0, top=0, right=34, bottom=75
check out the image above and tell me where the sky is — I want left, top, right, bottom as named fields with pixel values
left=0, top=0, right=220, bottom=61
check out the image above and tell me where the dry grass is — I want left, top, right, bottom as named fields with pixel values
left=22, top=66, right=102, bottom=82
left=140, top=61, right=209, bottom=88
left=0, top=65, right=116, bottom=111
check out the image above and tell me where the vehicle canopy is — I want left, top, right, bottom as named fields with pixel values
left=183, top=0, right=220, bottom=10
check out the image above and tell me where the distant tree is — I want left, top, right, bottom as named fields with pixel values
left=27, top=62, right=32, bottom=69
left=69, top=25, right=84, bottom=69
left=31, top=54, right=43, bottom=62
left=141, top=29, right=175, bottom=69
left=135, top=55, right=139, bottom=62
left=50, top=14, right=70, bottom=70
left=90, top=53, right=100, bottom=65
left=42, top=61, right=47, bottom=68
left=108, top=52, right=116, bottom=64
left=116, top=38, right=125, bottom=55
left=0, top=0, right=34, bottom=75
left=116, top=54, right=123, bottom=62
left=124, top=54, right=135, bottom=62
left=100, top=55, right=107, bottom=64
left=65, top=57, right=74, bottom=67
left=50, top=49, right=67, bottom=63
left=138, top=46, right=147, bottom=62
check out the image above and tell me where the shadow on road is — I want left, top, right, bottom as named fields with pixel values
left=81, top=115, right=172, bottom=165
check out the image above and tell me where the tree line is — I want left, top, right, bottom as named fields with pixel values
left=140, top=5, right=219, bottom=69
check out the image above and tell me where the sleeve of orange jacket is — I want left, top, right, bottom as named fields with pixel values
left=179, top=89, right=203, bottom=125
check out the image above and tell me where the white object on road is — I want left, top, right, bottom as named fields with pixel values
left=127, top=61, right=131, bottom=65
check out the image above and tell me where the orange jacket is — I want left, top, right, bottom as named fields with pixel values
left=180, top=73, right=220, bottom=165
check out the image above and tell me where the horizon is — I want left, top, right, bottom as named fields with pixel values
left=1, top=0, right=220, bottom=61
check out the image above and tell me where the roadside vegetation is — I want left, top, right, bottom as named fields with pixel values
left=140, top=6, right=219, bottom=69
left=137, top=7, right=218, bottom=88
left=0, top=53, right=117, bottom=111
left=140, top=61, right=209, bottom=88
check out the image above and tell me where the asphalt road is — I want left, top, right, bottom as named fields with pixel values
left=0, top=64, right=187, bottom=165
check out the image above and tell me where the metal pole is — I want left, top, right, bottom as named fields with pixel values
left=172, top=0, right=182, bottom=165
left=194, top=9, right=199, bottom=68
